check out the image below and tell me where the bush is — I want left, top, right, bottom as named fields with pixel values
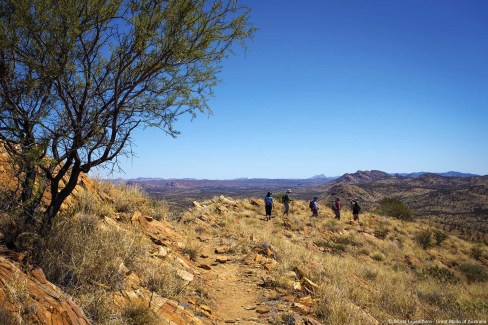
left=424, top=266, right=459, bottom=284
left=433, top=230, right=448, bottom=246
left=374, top=226, right=389, bottom=240
left=140, top=261, right=186, bottom=299
left=377, top=198, right=414, bottom=221
left=37, top=214, right=148, bottom=290
left=459, top=263, right=488, bottom=283
left=122, top=303, right=161, bottom=325
left=471, top=246, right=484, bottom=260
left=415, top=230, right=432, bottom=249
left=371, top=252, right=385, bottom=261
left=0, top=305, right=17, bottom=325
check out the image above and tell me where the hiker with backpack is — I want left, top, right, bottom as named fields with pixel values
left=309, top=196, right=319, bottom=217
left=282, top=189, right=292, bottom=216
left=264, top=192, right=274, bottom=221
left=332, top=197, right=341, bottom=220
left=351, top=199, right=361, bottom=221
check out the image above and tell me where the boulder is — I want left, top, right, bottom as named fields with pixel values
left=176, top=269, right=194, bottom=282
left=0, top=257, right=90, bottom=324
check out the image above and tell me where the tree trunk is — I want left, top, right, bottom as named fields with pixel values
left=41, top=166, right=81, bottom=236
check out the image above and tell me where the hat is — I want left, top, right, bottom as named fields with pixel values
left=313, top=197, right=318, bottom=200
left=335, top=197, right=340, bottom=201
left=287, top=189, right=291, bottom=193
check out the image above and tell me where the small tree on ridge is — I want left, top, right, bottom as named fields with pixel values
left=0, top=0, right=254, bottom=236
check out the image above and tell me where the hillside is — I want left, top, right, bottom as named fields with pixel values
left=1, top=173, right=487, bottom=324
left=301, top=171, right=488, bottom=243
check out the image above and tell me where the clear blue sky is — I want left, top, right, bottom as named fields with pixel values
left=101, top=0, right=488, bottom=179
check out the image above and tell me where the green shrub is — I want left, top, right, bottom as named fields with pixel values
left=433, top=230, right=448, bottom=246
left=415, top=230, right=432, bottom=249
left=378, top=197, right=414, bottom=221
left=459, top=263, right=488, bottom=283
left=424, top=266, right=459, bottom=284
left=374, top=226, right=389, bottom=240
left=471, top=246, right=484, bottom=260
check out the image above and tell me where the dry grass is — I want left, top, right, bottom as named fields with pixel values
left=179, top=196, right=488, bottom=323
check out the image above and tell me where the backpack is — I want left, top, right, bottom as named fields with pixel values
left=332, top=201, right=337, bottom=210
left=309, top=200, right=314, bottom=210
left=265, top=196, right=273, bottom=206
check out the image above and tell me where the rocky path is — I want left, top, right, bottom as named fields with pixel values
left=197, top=238, right=271, bottom=324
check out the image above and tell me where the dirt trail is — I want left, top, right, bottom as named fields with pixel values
left=198, top=239, right=270, bottom=324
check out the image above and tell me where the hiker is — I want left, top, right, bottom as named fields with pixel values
left=282, top=189, right=292, bottom=216
left=351, top=199, right=361, bottom=221
left=264, top=192, right=274, bottom=221
left=309, top=196, right=319, bottom=217
left=332, top=197, right=341, bottom=220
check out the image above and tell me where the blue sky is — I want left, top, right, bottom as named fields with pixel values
left=102, top=0, right=488, bottom=179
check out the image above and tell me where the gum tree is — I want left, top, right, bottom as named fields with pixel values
left=0, top=0, right=253, bottom=235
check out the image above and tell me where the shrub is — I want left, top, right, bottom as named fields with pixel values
left=471, top=246, right=484, bottom=260
left=37, top=214, right=148, bottom=290
left=122, top=303, right=161, bottom=325
left=433, top=230, right=448, bottom=246
left=271, top=311, right=297, bottom=325
left=371, top=252, right=385, bottom=261
left=459, top=263, right=488, bottom=283
left=374, top=226, right=389, bottom=240
left=0, top=305, right=17, bottom=325
left=424, top=266, right=459, bottom=284
left=140, top=262, right=186, bottom=299
left=415, top=230, right=432, bottom=249
left=377, top=198, right=414, bottom=221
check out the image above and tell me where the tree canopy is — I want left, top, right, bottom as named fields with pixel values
left=0, top=0, right=254, bottom=235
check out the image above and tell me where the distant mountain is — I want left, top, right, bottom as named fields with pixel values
left=335, top=170, right=390, bottom=184
left=393, top=171, right=480, bottom=178
left=309, top=174, right=328, bottom=179
left=301, top=171, right=488, bottom=242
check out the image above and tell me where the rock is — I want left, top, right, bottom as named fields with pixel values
left=193, top=201, right=202, bottom=208
left=293, top=281, right=302, bottom=291
left=293, top=302, right=312, bottom=314
left=176, top=269, right=194, bottom=282
left=199, top=304, right=212, bottom=314
left=297, top=295, right=313, bottom=307
left=216, top=256, right=229, bottom=263
left=198, top=215, right=207, bottom=221
left=302, top=277, right=320, bottom=291
left=215, top=246, right=230, bottom=254
left=285, top=271, right=297, bottom=279
left=255, top=306, right=270, bottom=314
left=131, top=210, right=142, bottom=223
left=157, top=246, right=168, bottom=257
left=175, top=256, right=190, bottom=269
left=198, top=264, right=212, bottom=270
left=244, top=305, right=256, bottom=310
left=200, top=253, right=209, bottom=258
left=0, top=256, right=90, bottom=324
left=404, top=255, right=422, bottom=269
left=263, top=261, right=277, bottom=271
left=177, top=242, right=186, bottom=249
left=144, top=215, right=153, bottom=221
left=260, top=275, right=276, bottom=288
left=118, top=262, right=130, bottom=275
left=303, top=316, right=323, bottom=325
